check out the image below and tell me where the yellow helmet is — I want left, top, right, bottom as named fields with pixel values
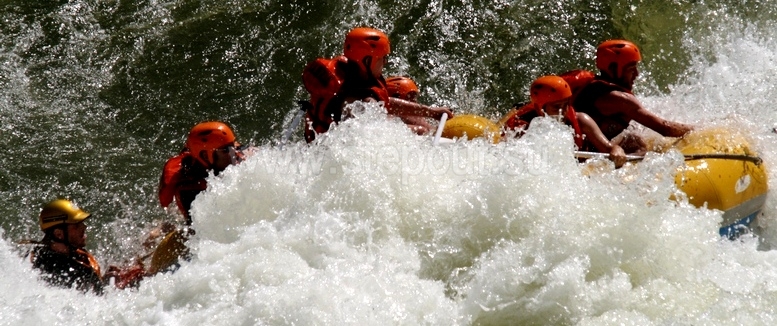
left=39, top=199, right=91, bottom=231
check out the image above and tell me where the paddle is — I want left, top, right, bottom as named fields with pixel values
left=574, top=151, right=763, bottom=165
left=433, top=113, right=448, bottom=146
left=279, top=102, right=309, bottom=149
left=147, top=229, right=189, bottom=275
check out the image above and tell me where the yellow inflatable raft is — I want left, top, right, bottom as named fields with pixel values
left=672, top=129, right=767, bottom=237
left=442, top=116, right=768, bottom=237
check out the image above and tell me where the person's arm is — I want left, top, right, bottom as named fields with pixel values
left=577, top=112, right=626, bottom=168
left=388, top=97, right=454, bottom=120
left=595, top=91, right=693, bottom=137
left=501, top=112, right=529, bottom=135
left=104, top=261, right=146, bottom=290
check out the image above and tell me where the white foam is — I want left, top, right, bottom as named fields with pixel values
left=6, top=18, right=777, bottom=326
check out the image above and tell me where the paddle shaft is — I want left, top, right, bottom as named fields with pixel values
left=574, top=151, right=763, bottom=165
left=433, top=113, right=448, bottom=146
left=573, top=151, right=643, bottom=162
left=280, top=105, right=307, bottom=149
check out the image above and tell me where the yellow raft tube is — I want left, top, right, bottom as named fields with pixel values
left=442, top=116, right=768, bottom=237
left=441, top=114, right=501, bottom=143
left=673, top=129, right=768, bottom=237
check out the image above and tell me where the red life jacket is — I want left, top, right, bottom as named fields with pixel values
left=79, top=249, right=102, bottom=278
left=501, top=102, right=586, bottom=149
left=301, top=56, right=392, bottom=142
left=302, top=56, right=348, bottom=142
left=500, top=103, right=536, bottom=135
left=565, top=106, right=586, bottom=150
left=559, top=69, right=595, bottom=100
left=366, top=76, right=391, bottom=109
left=158, top=152, right=208, bottom=224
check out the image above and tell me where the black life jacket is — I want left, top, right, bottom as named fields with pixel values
left=572, top=75, right=634, bottom=139
left=31, top=246, right=103, bottom=294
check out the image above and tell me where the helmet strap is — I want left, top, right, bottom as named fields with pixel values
left=606, top=62, right=620, bottom=80
left=50, top=226, right=67, bottom=242
left=533, top=103, right=544, bottom=115
left=198, top=150, right=213, bottom=168
left=603, top=63, right=632, bottom=90
left=361, top=56, right=376, bottom=78
left=227, top=145, right=239, bottom=165
left=47, top=226, right=76, bottom=254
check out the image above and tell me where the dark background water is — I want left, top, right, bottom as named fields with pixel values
left=2, top=0, right=776, bottom=255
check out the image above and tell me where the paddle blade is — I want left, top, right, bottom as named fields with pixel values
left=148, top=229, right=189, bottom=275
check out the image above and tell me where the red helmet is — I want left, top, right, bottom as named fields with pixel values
left=596, top=40, right=641, bottom=78
left=186, top=122, right=236, bottom=166
left=530, top=76, right=572, bottom=108
left=344, top=27, right=391, bottom=63
left=386, top=76, right=419, bottom=101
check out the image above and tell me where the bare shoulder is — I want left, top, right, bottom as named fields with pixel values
left=594, top=90, right=641, bottom=115
left=575, top=111, right=594, bottom=123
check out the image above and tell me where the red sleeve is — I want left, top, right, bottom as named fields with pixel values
left=158, top=154, right=185, bottom=208
left=371, top=78, right=391, bottom=108
left=504, top=114, right=529, bottom=131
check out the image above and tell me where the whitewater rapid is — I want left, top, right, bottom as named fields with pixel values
left=8, top=98, right=777, bottom=325
left=6, top=5, right=777, bottom=326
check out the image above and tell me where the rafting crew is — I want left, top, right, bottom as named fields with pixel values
left=300, top=27, right=453, bottom=142
left=28, top=199, right=145, bottom=293
left=500, top=75, right=627, bottom=168
left=572, top=39, right=694, bottom=153
left=21, top=32, right=708, bottom=292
